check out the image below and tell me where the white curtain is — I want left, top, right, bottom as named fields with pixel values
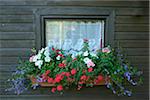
left=46, top=20, right=105, bottom=51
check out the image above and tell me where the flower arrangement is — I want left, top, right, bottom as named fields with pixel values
left=7, top=39, right=143, bottom=96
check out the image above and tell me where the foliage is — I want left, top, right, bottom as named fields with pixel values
left=7, top=39, right=143, bottom=96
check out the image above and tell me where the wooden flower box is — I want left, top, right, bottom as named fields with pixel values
left=29, top=75, right=109, bottom=87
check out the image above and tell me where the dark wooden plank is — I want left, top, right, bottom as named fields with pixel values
left=0, top=15, right=33, bottom=23
left=0, top=32, right=35, bottom=40
left=116, top=16, right=149, bottom=24
left=0, top=6, right=33, bottom=15
left=0, top=48, right=31, bottom=57
left=114, top=40, right=149, bottom=48
left=115, top=32, right=149, bottom=40
left=0, top=1, right=148, bottom=7
left=0, top=57, right=29, bottom=65
left=116, top=8, right=149, bottom=16
left=115, top=24, right=149, bottom=32
left=127, top=56, right=149, bottom=65
left=0, top=23, right=33, bottom=32
left=122, top=48, right=149, bottom=56
left=0, top=40, right=35, bottom=48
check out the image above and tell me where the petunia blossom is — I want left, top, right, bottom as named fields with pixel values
left=35, top=60, right=43, bottom=69
left=45, top=56, right=51, bottom=62
left=102, top=47, right=111, bottom=53
left=83, top=51, right=89, bottom=56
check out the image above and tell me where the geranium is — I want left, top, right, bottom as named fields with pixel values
left=45, top=70, right=51, bottom=75
left=54, top=74, right=63, bottom=83
left=57, top=85, right=63, bottom=91
left=80, top=75, right=87, bottom=81
left=88, top=67, right=93, bottom=72
left=58, top=63, right=66, bottom=68
left=71, top=69, right=77, bottom=75
left=51, top=87, right=56, bottom=93
left=47, top=77, right=54, bottom=83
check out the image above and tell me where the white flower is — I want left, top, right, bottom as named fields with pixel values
left=39, top=48, right=45, bottom=54
left=37, top=53, right=41, bottom=59
left=35, top=60, right=43, bottom=69
left=45, top=47, right=49, bottom=50
left=45, top=56, right=51, bottom=62
left=83, top=51, right=89, bottom=56
left=83, top=57, right=91, bottom=63
left=33, top=55, right=38, bottom=62
left=56, top=55, right=61, bottom=60
left=44, top=50, right=49, bottom=57
left=90, top=52, right=97, bottom=57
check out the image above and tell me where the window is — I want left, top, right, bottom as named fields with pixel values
left=35, top=8, right=115, bottom=50
left=45, top=19, right=105, bottom=51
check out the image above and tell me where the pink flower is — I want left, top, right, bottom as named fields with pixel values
left=102, top=47, right=111, bottom=53
left=77, top=85, right=82, bottom=90
left=57, top=85, right=63, bottom=91
left=88, top=67, right=93, bottom=72
left=29, top=56, right=34, bottom=62
left=87, top=60, right=95, bottom=67
left=71, top=69, right=77, bottom=75
left=51, top=87, right=56, bottom=93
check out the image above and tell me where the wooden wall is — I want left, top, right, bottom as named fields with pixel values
left=0, top=1, right=149, bottom=100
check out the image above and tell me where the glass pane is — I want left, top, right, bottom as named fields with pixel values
left=45, top=19, right=105, bottom=51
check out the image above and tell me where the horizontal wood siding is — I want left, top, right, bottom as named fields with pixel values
left=0, top=1, right=149, bottom=100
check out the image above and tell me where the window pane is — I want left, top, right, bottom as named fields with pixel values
left=45, top=19, right=104, bottom=51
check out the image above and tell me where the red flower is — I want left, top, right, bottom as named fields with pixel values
left=98, top=75, right=103, bottom=81
left=72, top=58, right=77, bottom=62
left=57, top=85, right=63, bottom=91
left=65, top=72, right=71, bottom=77
left=61, top=72, right=66, bottom=75
left=55, top=75, right=63, bottom=83
left=47, top=77, right=53, bottom=83
left=45, top=70, right=51, bottom=75
left=56, top=49, right=61, bottom=53
left=51, top=87, right=56, bottom=93
left=52, top=47, right=55, bottom=51
left=58, top=63, right=66, bottom=68
left=80, top=75, right=87, bottom=81
left=88, top=67, right=93, bottom=72
left=71, top=69, right=77, bottom=75
left=58, top=54, right=64, bottom=58
left=78, top=81, right=84, bottom=84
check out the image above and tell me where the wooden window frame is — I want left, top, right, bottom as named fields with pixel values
left=35, top=7, right=115, bottom=50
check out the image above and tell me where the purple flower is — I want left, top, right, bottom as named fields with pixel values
left=124, top=72, right=131, bottom=81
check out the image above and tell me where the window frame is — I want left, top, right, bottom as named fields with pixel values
left=35, top=7, right=115, bottom=50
